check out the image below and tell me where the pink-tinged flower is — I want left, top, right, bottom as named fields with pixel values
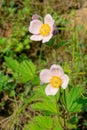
left=32, top=14, right=41, bottom=20
left=40, top=64, right=69, bottom=96
left=29, top=14, right=54, bottom=43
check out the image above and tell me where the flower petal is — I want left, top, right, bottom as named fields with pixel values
left=45, top=84, right=59, bottom=96
left=44, top=14, right=54, bottom=26
left=50, top=64, right=64, bottom=77
left=61, top=74, right=69, bottom=89
left=29, top=20, right=42, bottom=34
left=30, top=35, right=43, bottom=41
left=40, top=69, right=52, bottom=83
left=42, top=34, right=53, bottom=43
left=50, top=64, right=63, bottom=71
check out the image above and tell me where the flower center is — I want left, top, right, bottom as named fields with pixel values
left=40, top=24, right=51, bottom=36
left=50, top=76, right=62, bottom=88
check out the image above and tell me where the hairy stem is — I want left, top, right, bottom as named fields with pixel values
left=63, top=90, right=68, bottom=130
left=55, top=92, right=63, bottom=128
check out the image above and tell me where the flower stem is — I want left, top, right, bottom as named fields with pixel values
left=38, top=43, right=42, bottom=69
left=63, top=89, right=68, bottom=130
left=55, top=92, right=63, bottom=128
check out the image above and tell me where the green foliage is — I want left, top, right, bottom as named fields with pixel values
left=5, top=57, right=36, bottom=83
left=0, top=37, right=8, bottom=54
left=0, top=72, right=16, bottom=97
left=24, top=115, right=63, bottom=130
left=9, top=27, right=31, bottom=53
left=65, top=86, right=83, bottom=112
left=19, top=60, right=36, bottom=82
left=24, top=115, right=53, bottom=130
left=54, top=126, right=63, bottom=130
left=0, top=0, right=31, bottom=54
left=0, top=73, right=8, bottom=92
left=31, top=85, right=59, bottom=115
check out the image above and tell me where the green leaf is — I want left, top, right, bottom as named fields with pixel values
left=69, top=102, right=82, bottom=112
left=57, top=40, right=67, bottom=48
left=46, top=40, right=55, bottom=46
left=24, top=123, right=42, bottom=130
left=31, top=86, right=57, bottom=115
left=23, top=123, right=43, bottom=130
left=19, top=60, right=36, bottom=82
left=54, top=126, right=63, bottom=130
left=5, top=57, right=19, bottom=72
left=52, top=117, right=63, bottom=130
left=5, top=57, right=36, bottom=83
left=66, top=87, right=83, bottom=112
left=10, top=90, right=15, bottom=97
left=67, top=115, right=78, bottom=129
left=24, top=115, right=53, bottom=130
left=0, top=73, right=8, bottom=92
left=34, top=115, right=53, bottom=129
left=32, top=101, right=57, bottom=114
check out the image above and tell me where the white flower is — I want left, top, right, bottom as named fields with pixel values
left=29, top=14, right=54, bottom=43
left=40, top=64, right=69, bottom=96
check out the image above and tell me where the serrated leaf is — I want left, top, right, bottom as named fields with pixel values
left=54, top=126, right=63, bottom=130
left=31, top=86, right=57, bottom=114
left=5, top=57, right=36, bottom=83
left=34, top=115, right=53, bottom=129
left=31, top=101, right=57, bottom=114
left=5, top=57, right=19, bottom=72
left=69, top=102, right=82, bottom=112
left=19, top=60, right=36, bottom=82
left=24, top=123, right=43, bottom=130
left=66, top=87, right=83, bottom=112
left=53, top=116, right=63, bottom=130
left=24, top=115, right=53, bottom=130
left=0, top=73, right=8, bottom=92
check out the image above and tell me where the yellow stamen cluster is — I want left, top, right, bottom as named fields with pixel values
left=50, top=76, right=62, bottom=88
left=40, top=24, right=51, bottom=36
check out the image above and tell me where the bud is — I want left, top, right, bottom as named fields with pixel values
left=52, top=25, right=58, bottom=35
left=32, top=14, right=41, bottom=20
left=53, top=29, right=59, bottom=35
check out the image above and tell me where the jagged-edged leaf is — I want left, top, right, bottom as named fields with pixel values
left=66, top=87, right=83, bottom=112
left=32, top=101, right=57, bottom=114
left=5, top=57, right=19, bottom=72
left=24, top=115, right=53, bottom=130
left=69, top=102, right=82, bottom=112
left=0, top=73, right=8, bottom=91
left=24, top=123, right=43, bottom=130
left=19, top=60, right=36, bottom=82
left=31, top=86, right=58, bottom=114
left=54, top=126, right=63, bottom=130
left=52, top=116, right=63, bottom=130
left=5, top=57, right=36, bottom=83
